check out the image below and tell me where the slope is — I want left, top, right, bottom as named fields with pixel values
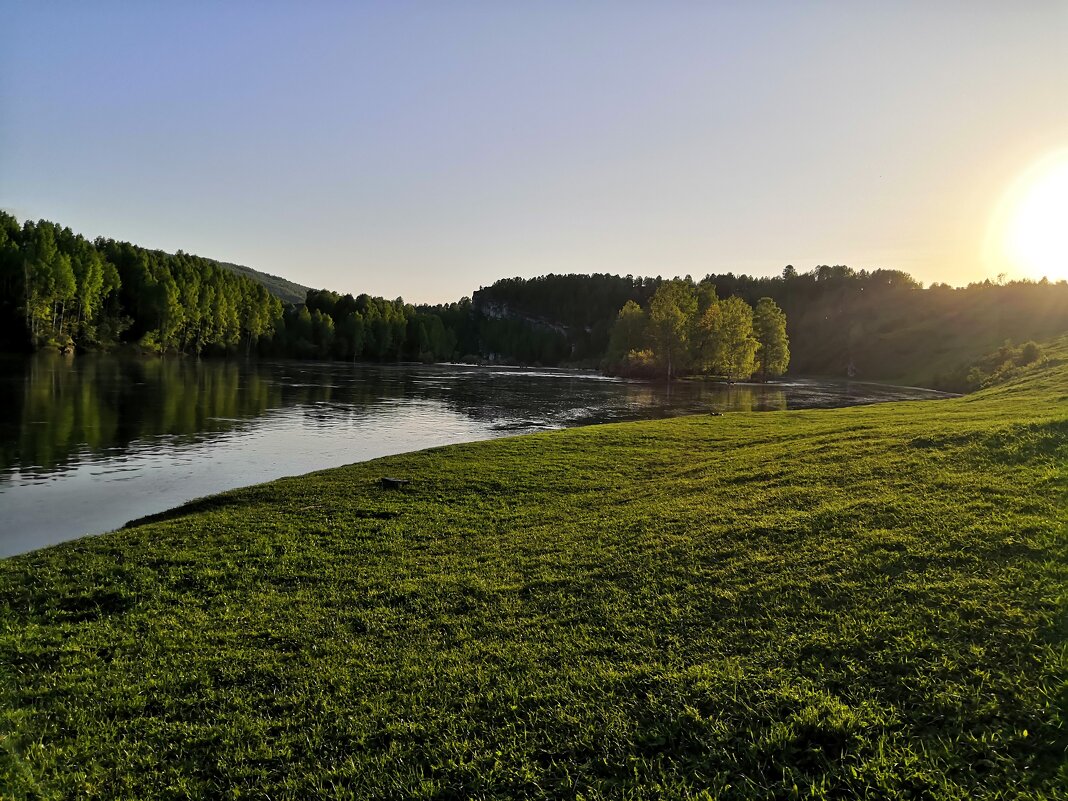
left=1, top=340, right=1065, bottom=799
left=213, top=260, right=312, bottom=307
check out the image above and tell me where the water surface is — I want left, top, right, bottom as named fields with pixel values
left=0, top=354, right=948, bottom=556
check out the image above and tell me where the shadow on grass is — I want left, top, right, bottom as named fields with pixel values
left=123, top=493, right=252, bottom=528
left=125, top=492, right=403, bottom=529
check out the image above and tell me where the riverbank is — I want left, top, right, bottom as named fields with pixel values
left=1, top=339, right=1065, bottom=798
left=0, top=358, right=945, bottom=558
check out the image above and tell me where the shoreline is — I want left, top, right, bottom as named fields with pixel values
left=0, top=358, right=952, bottom=560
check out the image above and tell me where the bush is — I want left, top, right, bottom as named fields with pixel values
left=966, top=341, right=1044, bottom=390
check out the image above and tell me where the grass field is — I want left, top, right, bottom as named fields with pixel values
left=1, top=340, right=1066, bottom=800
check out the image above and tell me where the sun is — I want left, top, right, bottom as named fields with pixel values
left=990, top=150, right=1068, bottom=282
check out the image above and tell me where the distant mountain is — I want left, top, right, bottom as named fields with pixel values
left=212, top=260, right=311, bottom=306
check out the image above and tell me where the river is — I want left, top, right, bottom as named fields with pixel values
left=0, top=354, right=949, bottom=556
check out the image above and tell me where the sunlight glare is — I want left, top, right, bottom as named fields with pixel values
left=994, top=151, right=1068, bottom=282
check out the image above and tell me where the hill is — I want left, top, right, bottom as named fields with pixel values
left=1, top=338, right=1064, bottom=798
left=212, top=259, right=311, bottom=306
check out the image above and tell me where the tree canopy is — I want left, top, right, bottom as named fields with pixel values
left=601, top=279, right=782, bottom=382
left=753, top=297, right=790, bottom=381
left=0, top=214, right=461, bottom=363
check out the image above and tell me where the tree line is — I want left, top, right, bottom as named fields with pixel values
left=267, top=288, right=468, bottom=362
left=603, top=279, right=789, bottom=381
left=4, top=213, right=1067, bottom=389
left=0, top=214, right=470, bottom=363
left=472, top=273, right=663, bottom=362
left=0, top=213, right=283, bottom=356
left=472, top=268, right=1068, bottom=388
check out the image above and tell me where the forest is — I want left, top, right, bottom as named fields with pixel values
left=0, top=214, right=282, bottom=357
left=472, top=269, right=1068, bottom=388
left=601, top=279, right=789, bottom=381
left=0, top=213, right=466, bottom=363
left=3, top=212, right=1067, bottom=388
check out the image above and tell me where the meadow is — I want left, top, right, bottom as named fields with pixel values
left=1, top=340, right=1065, bottom=799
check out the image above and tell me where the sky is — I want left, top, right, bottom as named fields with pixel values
left=2, top=2, right=1067, bottom=303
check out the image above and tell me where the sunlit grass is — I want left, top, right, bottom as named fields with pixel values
left=1, top=339, right=1066, bottom=799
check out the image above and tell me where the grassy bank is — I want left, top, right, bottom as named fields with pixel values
left=1, top=342, right=1066, bottom=800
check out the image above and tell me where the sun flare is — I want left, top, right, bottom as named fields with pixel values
left=991, top=151, right=1068, bottom=282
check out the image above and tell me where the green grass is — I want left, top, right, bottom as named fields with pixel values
left=1, top=341, right=1067, bottom=800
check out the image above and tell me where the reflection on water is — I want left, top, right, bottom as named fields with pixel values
left=0, top=354, right=948, bottom=556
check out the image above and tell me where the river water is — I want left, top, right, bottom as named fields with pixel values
left=0, top=354, right=948, bottom=556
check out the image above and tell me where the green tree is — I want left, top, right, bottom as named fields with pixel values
left=311, top=309, right=335, bottom=358
left=604, top=300, right=648, bottom=369
left=156, top=271, right=183, bottom=351
left=753, top=297, right=790, bottom=381
left=690, top=283, right=723, bottom=375
left=715, top=296, right=758, bottom=381
left=71, top=247, right=106, bottom=341
left=647, top=280, right=697, bottom=379
left=23, top=223, right=49, bottom=336
left=51, top=253, right=77, bottom=339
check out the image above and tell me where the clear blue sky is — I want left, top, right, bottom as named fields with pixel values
left=2, top=2, right=1066, bottom=302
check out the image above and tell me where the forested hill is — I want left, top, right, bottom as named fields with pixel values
left=473, top=270, right=1068, bottom=388
left=4, top=212, right=1068, bottom=390
left=0, top=214, right=284, bottom=356
left=212, top=260, right=311, bottom=306
left=0, top=214, right=464, bottom=363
